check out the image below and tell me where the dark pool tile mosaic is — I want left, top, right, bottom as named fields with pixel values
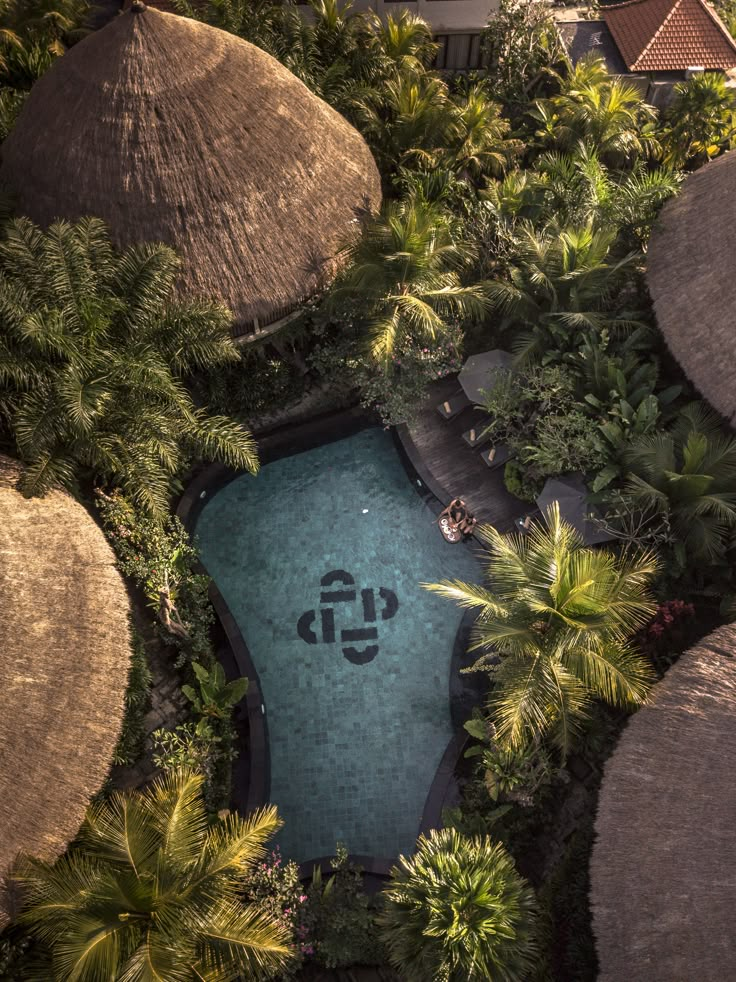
left=195, top=427, right=480, bottom=862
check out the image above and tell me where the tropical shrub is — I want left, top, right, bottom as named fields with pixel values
left=622, top=402, right=736, bottom=567
left=13, top=770, right=293, bottom=980
left=0, top=217, right=258, bottom=516
left=425, top=503, right=658, bottom=753
left=659, top=72, right=735, bottom=169
left=182, top=661, right=249, bottom=720
left=111, top=628, right=152, bottom=767
left=464, top=715, right=557, bottom=807
left=379, top=828, right=538, bottom=982
left=302, top=846, right=384, bottom=969
left=481, top=0, right=563, bottom=107
left=242, top=847, right=309, bottom=974
left=96, top=489, right=214, bottom=664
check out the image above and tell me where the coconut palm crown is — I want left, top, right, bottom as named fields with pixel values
left=332, top=198, right=488, bottom=363
left=379, top=827, right=538, bottom=982
left=425, top=503, right=658, bottom=753
left=13, top=770, right=293, bottom=981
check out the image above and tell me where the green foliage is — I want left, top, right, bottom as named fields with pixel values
left=182, top=661, right=249, bottom=719
left=111, top=628, right=152, bottom=767
left=308, top=317, right=464, bottom=426
left=331, top=198, right=488, bottom=363
left=503, top=459, right=540, bottom=503
left=464, top=716, right=557, bottom=806
left=532, top=55, right=657, bottom=167
left=303, top=845, right=384, bottom=969
left=622, top=402, right=736, bottom=567
left=481, top=0, right=563, bottom=107
left=241, top=848, right=308, bottom=975
left=659, top=72, right=736, bottom=169
left=192, top=348, right=306, bottom=422
left=0, top=0, right=89, bottom=88
left=379, top=828, right=538, bottom=982
left=425, top=503, right=658, bottom=753
left=96, top=489, right=214, bottom=664
left=0, top=217, right=258, bottom=517
left=13, top=770, right=293, bottom=981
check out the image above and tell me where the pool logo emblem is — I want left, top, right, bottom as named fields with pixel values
left=296, top=569, right=399, bottom=665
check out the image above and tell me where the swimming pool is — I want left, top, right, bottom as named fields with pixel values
left=194, top=426, right=479, bottom=862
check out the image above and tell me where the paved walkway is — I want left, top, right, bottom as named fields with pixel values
left=407, top=376, right=521, bottom=532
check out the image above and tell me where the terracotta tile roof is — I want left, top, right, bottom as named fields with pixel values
left=603, top=0, right=736, bottom=71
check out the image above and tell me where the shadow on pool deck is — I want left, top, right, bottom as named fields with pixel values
left=405, top=376, right=521, bottom=532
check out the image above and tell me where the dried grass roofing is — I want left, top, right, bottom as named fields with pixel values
left=647, top=152, right=736, bottom=424
left=0, top=456, right=131, bottom=924
left=0, top=4, right=382, bottom=333
left=590, top=624, right=736, bottom=981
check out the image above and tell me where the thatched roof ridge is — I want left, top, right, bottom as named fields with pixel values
left=590, top=624, right=736, bottom=981
left=0, top=5, right=381, bottom=336
left=0, top=456, right=131, bottom=924
left=647, top=153, right=736, bottom=424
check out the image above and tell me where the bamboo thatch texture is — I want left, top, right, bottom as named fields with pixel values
left=590, top=624, right=736, bottom=981
left=647, top=152, right=736, bottom=424
left=0, top=4, right=382, bottom=334
left=0, top=456, right=131, bottom=924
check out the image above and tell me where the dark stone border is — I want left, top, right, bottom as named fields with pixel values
left=177, top=410, right=481, bottom=869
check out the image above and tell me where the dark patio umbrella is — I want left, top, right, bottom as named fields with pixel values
left=458, top=349, right=513, bottom=404
left=536, top=474, right=613, bottom=546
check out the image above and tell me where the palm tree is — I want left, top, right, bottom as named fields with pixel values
left=622, top=402, right=736, bottom=565
left=0, top=217, right=258, bottom=516
left=486, top=221, right=643, bottom=360
left=364, top=8, right=437, bottom=72
left=13, top=770, right=293, bottom=981
left=351, top=71, right=455, bottom=175
left=659, top=72, right=736, bottom=169
left=424, top=503, right=657, bottom=753
left=379, top=828, right=538, bottom=982
left=332, top=198, right=489, bottom=363
left=445, top=83, right=517, bottom=182
left=535, top=55, right=657, bottom=166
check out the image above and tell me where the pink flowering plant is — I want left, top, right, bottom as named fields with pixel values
left=241, top=847, right=310, bottom=977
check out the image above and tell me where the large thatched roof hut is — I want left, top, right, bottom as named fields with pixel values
left=0, top=3, right=382, bottom=338
left=590, top=624, right=736, bottom=981
left=647, top=153, right=736, bottom=424
left=0, top=456, right=131, bottom=924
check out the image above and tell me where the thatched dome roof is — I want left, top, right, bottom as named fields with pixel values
left=0, top=456, right=131, bottom=924
left=0, top=4, right=382, bottom=337
left=590, top=624, right=736, bottom=981
left=647, top=152, right=736, bottom=423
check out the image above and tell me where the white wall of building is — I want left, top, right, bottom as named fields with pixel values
left=347, top=0, right=498, bottom=33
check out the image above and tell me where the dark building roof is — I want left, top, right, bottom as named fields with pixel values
left=557, top=19, right=629, bottom=74
left=603, top=0, right=736, bottom=71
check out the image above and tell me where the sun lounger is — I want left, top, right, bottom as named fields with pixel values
left=462, top=420, right=492, bottom=449
left=436, top=390, right=471, bottom=421
left=480, top=445, right=510, bottom=470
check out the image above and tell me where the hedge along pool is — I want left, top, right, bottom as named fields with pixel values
left=194, top=427, right=480, bottom=862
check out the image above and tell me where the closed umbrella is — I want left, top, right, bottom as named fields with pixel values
left=536, top=474, right=613, bottom=545
left=458, top=349, right=513, bottom=404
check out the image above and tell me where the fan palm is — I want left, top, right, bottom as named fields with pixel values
left=332, top=198, right=489, bottom=362
left=13, top=770, right=293, bottom=981
left=424, top=503, right=657, bottom=753
left=379, top=827, right=538, bottom=982
left=622, top=402, right=736, bottom=564
left=486, top=221, right=643, bottom=360
left=0, top=217, right=258, bottom=516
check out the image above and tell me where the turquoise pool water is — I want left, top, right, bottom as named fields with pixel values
left=194, top=427, right=479, bottom=862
